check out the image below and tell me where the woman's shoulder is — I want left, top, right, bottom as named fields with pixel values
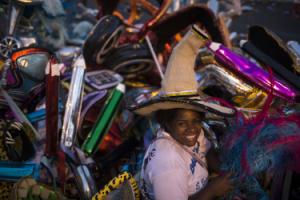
left=154, top=136, right=186, bottom=156
left=145, top=138, right=187, bottom=169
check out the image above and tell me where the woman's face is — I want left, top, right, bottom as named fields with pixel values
left=166, top=109, right=203, bottom=147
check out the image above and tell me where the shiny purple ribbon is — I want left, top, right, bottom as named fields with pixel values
left=207, top=42, right=299, bottom=102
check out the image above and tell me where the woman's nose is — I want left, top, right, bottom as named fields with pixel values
left=187, top=124, right=198, bottom=132
left=187, top=123, right=203, bottom=132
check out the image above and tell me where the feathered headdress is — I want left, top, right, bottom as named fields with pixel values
left=220, top=69, right=300, bottom=199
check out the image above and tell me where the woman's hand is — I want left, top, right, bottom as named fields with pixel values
left=207, top=172, right=234, bottom=197
left=188, top=173, right=234, bottom=200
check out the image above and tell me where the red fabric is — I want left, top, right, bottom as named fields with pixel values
left=98, top=121, right=122, bottom=153
left=57, top=150, right=66, bottom=190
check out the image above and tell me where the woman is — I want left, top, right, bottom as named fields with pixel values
left=141, top=108, right=233, bottom=200
left=129, top=25, right=236, bottom=200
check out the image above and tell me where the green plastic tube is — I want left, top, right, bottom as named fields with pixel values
left=82, top=83, right=125, bottom=155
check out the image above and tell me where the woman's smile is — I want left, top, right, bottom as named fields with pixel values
left=185, top=134, right=199, bottom=142
left=166, top=109, right=204, bottom=147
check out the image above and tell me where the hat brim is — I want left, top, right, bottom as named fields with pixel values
left=129, top=96, right=235, bottom=117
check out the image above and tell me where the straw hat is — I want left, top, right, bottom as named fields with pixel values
left=129, top=25, right=235, bottom=117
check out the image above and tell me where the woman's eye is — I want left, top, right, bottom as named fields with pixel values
left=177, top=122, right=187, bottom=127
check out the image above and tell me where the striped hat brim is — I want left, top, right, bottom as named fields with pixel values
left=129, top=96, right=235, bottom=117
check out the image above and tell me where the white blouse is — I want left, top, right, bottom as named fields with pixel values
left=141, top=129, right=211, bottom=200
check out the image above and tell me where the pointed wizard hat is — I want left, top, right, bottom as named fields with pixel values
left=129, top=25, right=235, bottom=117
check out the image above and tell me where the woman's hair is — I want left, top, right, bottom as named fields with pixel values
left=155, top=109, right=178, bottom=131
left=155, top=109, right=205, bottom=131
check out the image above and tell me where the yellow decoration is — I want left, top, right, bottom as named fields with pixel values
left=92, top=171, right=140, bottom=200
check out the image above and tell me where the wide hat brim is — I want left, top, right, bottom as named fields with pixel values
left=129, top=95, right=235, bottom=117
